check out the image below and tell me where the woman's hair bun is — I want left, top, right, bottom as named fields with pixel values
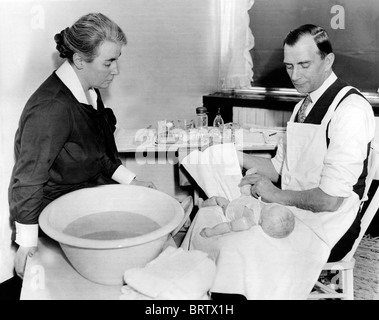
left=54, top=27, right=72, bottom=59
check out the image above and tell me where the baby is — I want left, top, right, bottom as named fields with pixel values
left=200, top=169, right=295, bottom=239
left=200, top=197, right=295, bottom=239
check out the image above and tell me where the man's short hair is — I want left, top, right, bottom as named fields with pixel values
left=283, top=24, right=333, bottom=59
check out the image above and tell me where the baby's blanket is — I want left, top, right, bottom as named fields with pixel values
left=180, top=143, right=331, bottom=299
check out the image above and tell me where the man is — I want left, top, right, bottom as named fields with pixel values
left=181, top=24, right=375, bottom=300
left=238, top=24, right=375, bottom=262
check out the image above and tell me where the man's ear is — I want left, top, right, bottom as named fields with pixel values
left=325, top=52, right=335, bottom=71
left=72, top=52, right=84, bottom=70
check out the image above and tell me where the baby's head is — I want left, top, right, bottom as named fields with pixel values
left=259, top=204, right=295, bottom=238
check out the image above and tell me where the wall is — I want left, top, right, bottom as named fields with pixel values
left=249, top=0, right=379, bottom=91
left=0, top=0, right=220, bottom=283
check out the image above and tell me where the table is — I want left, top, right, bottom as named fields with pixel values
left=114, top=127, right=280, bottom=153
left=21, top=237, right=122, bottom=300
left=20, top=127, right=282, bottom=299
left=115, top=127, right=281, bottom=204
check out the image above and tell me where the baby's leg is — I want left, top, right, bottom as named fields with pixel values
left=201, top=196, right=229, bottom=214
left=200, top=222, right=231, bottom=238
left=201, top=196, right=218, bottom=207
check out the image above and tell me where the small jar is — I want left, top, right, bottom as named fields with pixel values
left=196, top=106, right=208, bottom=129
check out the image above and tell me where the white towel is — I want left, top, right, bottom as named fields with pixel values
left=181, top=143, right=242, bottom=201
left=121, top=246, right=216, bottom=300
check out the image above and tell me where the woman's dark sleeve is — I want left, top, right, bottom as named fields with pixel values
left=9, top=100, right=71, bottom=225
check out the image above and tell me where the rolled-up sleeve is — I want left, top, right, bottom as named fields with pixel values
left=271, top=136, right=286, bottom=175
left=320, top=95, right=375, bottom=197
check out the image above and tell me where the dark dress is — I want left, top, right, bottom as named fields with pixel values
left=8, top=71, right=122, bottom=227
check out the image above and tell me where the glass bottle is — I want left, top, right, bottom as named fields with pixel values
left=196, top=106, right=208, bottom=129
left=213, top=108, right=224, bottom=129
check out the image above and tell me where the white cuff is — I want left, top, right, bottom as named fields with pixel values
left=111, top=165, right=136, bottom=185
left=15, top=222, right=39, bottom=247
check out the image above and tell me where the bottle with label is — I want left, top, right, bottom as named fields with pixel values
left=213, top=108, right=224, bottom=129
left=196, top=106, right=208, bottom=129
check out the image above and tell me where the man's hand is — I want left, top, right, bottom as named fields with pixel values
left=15, top=246, right=38, bottom=279
left=239, top=173, right=279, bottom=203
left=240, top=174, right=345, bottom=212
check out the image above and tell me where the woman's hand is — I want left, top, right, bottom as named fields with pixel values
left=130, top=179, right=157, bottom=189
left=15, top=246, right=38, bottom=279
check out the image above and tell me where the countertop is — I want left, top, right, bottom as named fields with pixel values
left=21, top=237, right=122, bottom=300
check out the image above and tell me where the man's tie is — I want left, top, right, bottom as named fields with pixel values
left=297, top=94, right=312, bottom=123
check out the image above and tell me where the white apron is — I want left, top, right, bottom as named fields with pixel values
left=283, top=85, right=361, bottom=248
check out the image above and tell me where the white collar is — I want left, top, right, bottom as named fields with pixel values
left=308, top=72, right=337, bottom=104
left=55, top=60, right=98, bottom=108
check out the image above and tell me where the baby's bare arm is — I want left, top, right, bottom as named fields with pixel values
left=230, top=215, right=255, bottom=232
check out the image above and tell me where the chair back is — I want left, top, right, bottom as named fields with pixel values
left=343, top=141, right=379, bottom=261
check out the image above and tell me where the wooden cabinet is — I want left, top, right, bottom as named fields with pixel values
left=203, top=87, right=379, bottom=127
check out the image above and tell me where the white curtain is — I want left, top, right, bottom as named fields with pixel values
left=219, top=0, right=255, bottom=90
left=0, top=2, right=17, bottom=283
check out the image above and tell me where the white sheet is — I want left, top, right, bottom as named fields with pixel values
left=180, top=143, right=332, bottom=299
left=181, top=205, right=330, bottom=300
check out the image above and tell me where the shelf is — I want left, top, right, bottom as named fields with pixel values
left=203, top=87, right=379, bottom=124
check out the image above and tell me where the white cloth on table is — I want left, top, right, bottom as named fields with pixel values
left=120, top=246, right=216, bottom=300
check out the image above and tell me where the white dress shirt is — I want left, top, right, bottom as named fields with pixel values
left=272, top=72, right=376, bottom=198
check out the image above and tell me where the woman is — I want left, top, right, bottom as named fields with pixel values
left=9, top=13, right=155, bottom=278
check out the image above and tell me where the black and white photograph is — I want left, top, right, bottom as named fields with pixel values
left=1, top=0, right=379, bottom=306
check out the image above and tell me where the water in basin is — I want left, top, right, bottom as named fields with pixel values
left=63, top=211, right=162, bottom=240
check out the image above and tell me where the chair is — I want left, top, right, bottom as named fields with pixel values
left=308, top=141, right=379, bottom=300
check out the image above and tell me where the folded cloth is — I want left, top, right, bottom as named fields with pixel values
left=120, top=285, right=152, bottom=300
left=181, top=143, right=242, bottom=201
left=119, top=285, right=210, bottom=300
left=122, top=246, right=217, bottom=300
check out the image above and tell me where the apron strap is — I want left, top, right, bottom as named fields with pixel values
left=325, top=87, right=369, bottom=147
left=321, top=86, right=354, bottom=125
left=325, top=86, right=371, bottom=200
